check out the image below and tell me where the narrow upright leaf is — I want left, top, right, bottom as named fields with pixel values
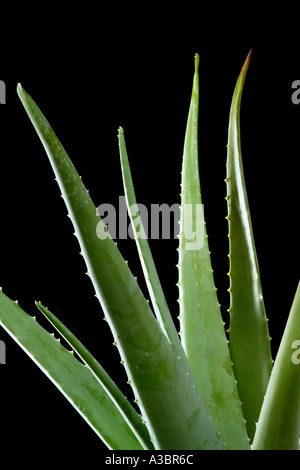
left=118, top=128, right=197, bottom=383
left=0, top=290, right=143, bottom=450
left=17, top=84, right=223, bottom=450
left=226, top=50, right=273, bottom=441
left=178, top=54, right=249, bottom=450
left=252, top=282, right=300, bottom=450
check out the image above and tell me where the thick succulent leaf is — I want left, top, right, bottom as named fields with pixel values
left=252, top=282, right=300, bottom=449
left=226, top=50, right=273, bottom=441
left=35, top=301, right=153, bottom=450
left=118, top=128, right=197, bottom=383
left=17, top=84, right=223, bottom=450
left=0, top=289, right=143, bottom=450
left=178, top=55, right=249, bottom=450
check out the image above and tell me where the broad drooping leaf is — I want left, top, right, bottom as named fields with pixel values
left=35, top=301, right=153, bottom=450
left=0, top=289, right=144, bottom=450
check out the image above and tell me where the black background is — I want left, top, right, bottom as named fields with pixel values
left=0, top=9, right=299, bottom=463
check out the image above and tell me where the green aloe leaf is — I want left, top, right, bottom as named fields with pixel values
left=0, top=289, right=143, bottom=450
left=35, top=301, right=153, bottom=450
left=118, top=126, right=177, bottom=347
left=17, top=84, right=223, bottom=450
left=178, top=54, right=249, bottom=450
left=252, top=282, right=300, bottom=450
left=226, top=50, right=273, bottom=441
left=118, top=127, right=196, bottom=381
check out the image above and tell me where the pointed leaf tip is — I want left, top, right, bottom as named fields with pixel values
left=240, top=49, right=252, bottom=76
left=17, top=82, right=25, bottom=96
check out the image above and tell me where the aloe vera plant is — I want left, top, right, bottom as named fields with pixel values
left=0, top=51, right=299, bottom=450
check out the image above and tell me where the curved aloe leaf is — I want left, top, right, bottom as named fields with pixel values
left=17, top=84, right=223, bottom=450
left=178, top=55, right=249, bottom=450
left=252, top=282, right=300, bottom=450
left=0, top=289, right=143, bottom=450
left=35, top=301, right=153, bottom=450
left=226, top=50, right=273, bottom=441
